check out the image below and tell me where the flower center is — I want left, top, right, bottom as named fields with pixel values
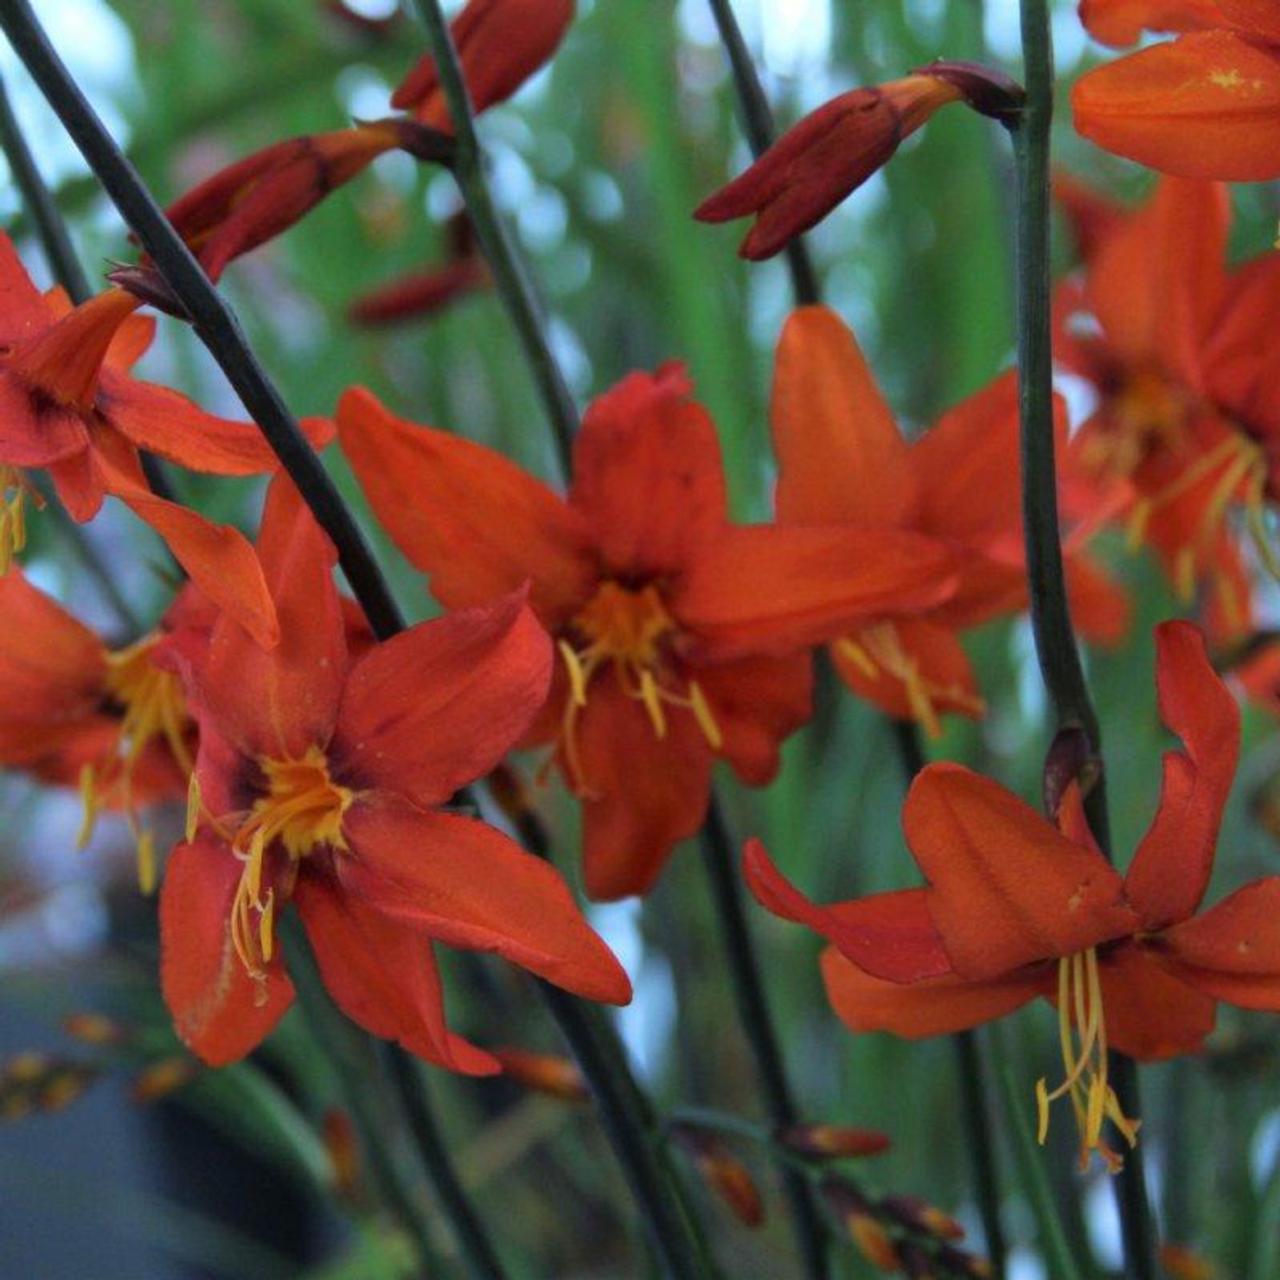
left=0, top=465, right=34, bottom=574
left=836, top=622, right=984, bottom=740
left=556, top=580, right=722, bottom=795
left=194, top=744, right=354, bottom=995
left=77, top=634, right=194, bottom=894
left=1036, top=948, right=1140, bottom=1173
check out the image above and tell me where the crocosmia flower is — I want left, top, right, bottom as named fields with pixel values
left=0, top=235, right=332, bottom=646
left=392, top=0, right=575, bottom=129
left=161, top=475, right=629, bottom=1068
left=772, top=306, right=1128, bottom=736
left=1055, top=175, right=1280, bottom=629
left=1073, top=0, right=1280, bottom=179
left=338, top=366, right=960, bottom=899
left=747, top=622, right=1280, bottom=1170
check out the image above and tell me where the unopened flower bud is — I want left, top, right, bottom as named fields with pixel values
left=670, top=1123, right=765, bottom=1228
left=776, top=1123, right=892, bottom=1160
left=492, top=1046, right=590, bottom=1102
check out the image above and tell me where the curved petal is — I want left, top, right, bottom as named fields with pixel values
left=673, top=525, right=958, bottom=658
left=770, top=306, right=915, bottom=527
left=1215, top=0, right=1280, bottom=42
left=337, top=386, right=594, bottom=623
left=0, top=234, right=53, bottom=348
left=821, top=947, right=1045, bottom=1039
left=744, top=838, right=954, bottom=982
left=192, top=475, right=343, bottom=757
left=904, top=763, right=1138, bottom=980
left=294, top=870, right=498, bottom=1074
left=1092, top=943, right=1217, bottom=1059
left=1064, top=553, right=1133, bottom=648
left=573, top=673, right=712, bottom=900
left=570, top=366, right=728, bottom=577
left=1156, top=877, right=1280, bottom=1009
left=159, top=835, right=295, bottom=1066
left=1126, top=621, right=1239, bottom=928
left=1079, top=0, right=1229, bottom=47
left=693, top=652, right=812, bottom=786
left=1072, top=31, right=1280, bottom=181
left=340, top=797, right=632, bottom=1004
left=332, top=590, right=550, bottom=807
left=99, top=368, right=333, bottom=474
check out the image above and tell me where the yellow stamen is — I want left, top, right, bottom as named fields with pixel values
left=1035, top=948, right=1139, bottom=1172
left=555, top=580, right=721, bottom=795
left=0, top=466, right=32, bottom=574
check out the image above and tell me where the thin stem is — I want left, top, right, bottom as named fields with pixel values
left=383, top=1046, right=509, bottom=1280
left=404, top=0, right=580, bottom=464
left=1008, top=1, right=1155, bottom=1275
left=700, top=796, right=829, bottom=1280
left=0, top=0, right=406, bottom=642
left=278, top=918, right=447, bottom=1273
left=990, top=1026, right=1086, bottom=1280
left=0, top=12, right=710, bottom=1274
left=703, top=0, right=819, bottom=306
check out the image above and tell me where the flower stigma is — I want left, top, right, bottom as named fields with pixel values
left=556, top=580, right=722, bottom=794
left=1036, top=947, right=1140, bottom=1173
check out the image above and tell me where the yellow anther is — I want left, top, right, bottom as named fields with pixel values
left=688, top=681, right=723, bottom=751
left=638, top=668, right=667, bottom=739
left=558, top=639, right=589, bottom=707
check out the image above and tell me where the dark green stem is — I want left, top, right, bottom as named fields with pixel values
left=404, top=0, right=580, bottom=463
left=703, top=0, right=819, bottom=306
left=383, top=1046, right=509, bottom=1279
left=701, top=796, right=829, bottom=1280
left=1008, top=1, right=1155, bottom=1275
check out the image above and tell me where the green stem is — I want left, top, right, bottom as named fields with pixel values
left=1008, top=1, right=1155, bottom=1275
left=700, top=796, right=830, bottom=1280
left=952, top=1030, right=1009, bottom=1276
left=404, top=0, right=580, bottom=464
left=991, top=1027, right=1087, bottom=1280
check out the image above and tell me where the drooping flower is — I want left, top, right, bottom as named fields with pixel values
left=694, top=65, right=1023, bottom=261
left=0, top=237, right=332, bottom=645
left=771, top=306, right=1128, bottom=736
left=160, top=474, right=629, bottom=1068
left=1073, top=0, right=1280, bottom=179
left=0, top=570, right=198, bottom=891
left=746, top=621, right=1279, bottom=1171
left=337, top=366, right=961, bottom=898
left=392, top=0, right=576, bottom=129
left=1054, top=175, right=1280, bottom=631
left=163, top=119, right=453, bottom=283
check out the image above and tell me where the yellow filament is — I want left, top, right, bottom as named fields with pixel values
left=1035, top=948, right=1139, bottom=1172
left=0, top=466, right=30, bottom=575
left=554, top=580, right=723, bottom=796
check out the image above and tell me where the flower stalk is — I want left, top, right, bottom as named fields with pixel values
left=1008, top=0, right=1156, bottom=1273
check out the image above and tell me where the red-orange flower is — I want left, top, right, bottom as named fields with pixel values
left=161, top=475, right=629, bottom=1068
left=337, top=366, right=961, bottom=899
left=392, top=0, right=575, bottom=129
left=1054, top=175, right=1279, bottom=632
left=695, top=65, right=1022, bottom=261
left=0, top=570, right=200, bottom=890
left=0, top=236, right=335, bottom=646
left=164, top=120, right=449, bottom=283
left=747, top=622, right=1276, bottom=1170
left=1073, top=0, right=1280, bottom=178
left=772, top=306, right=1128, bottom=736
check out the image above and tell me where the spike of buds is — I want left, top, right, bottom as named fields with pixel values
left=491, top=1046, right=590, bottom=1102
left=1, top=1053, right=100, bottom=1120
left=820, top=1178, right=901, bottom=1270
left=882, top=1194, right=966, bottom=1243
left=936, top=1244, right=993, bottom=1278
left=130, top=1055, right=199, bottom=1103
left=695, top=62, right=1024, bottom=260
left=776, top=1123, right=892, bottom=1160
left=669, top=1123, right=765, bottom=1228
left=392, top=0, right=575, bottom=130
left=61, top=1012, right=129, bottom=1047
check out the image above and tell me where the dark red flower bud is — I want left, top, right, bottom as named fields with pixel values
left=696, top=65, right=1023, bottom=261
left=348, top=256, right=490, bottom=327
left=819, top=1179, right=900, bottom=1270
left=1158, top=1243, right=1219, bottom=1280
left=393, top=0, right=575, bottom=130
left=491, top=1046, right=590, bottom=1102
left=323, top=1108, right=364, bottom=1203
left=670, top=1124, right=765, bottom=1228
left=882, top=1193, right=966, bottom=1242
left=130, top=1055, right=199, bottom=1103
left=776, top=1123, right=892, bottom=1160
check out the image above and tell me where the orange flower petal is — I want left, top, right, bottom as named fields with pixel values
left=820, top=947, right=1044, bottom=1039
left=1073, top=31, right=1280, bottom=180
left=742, top=838, right=953, bottom=982
left=0, top=369, right=88, bottom=466
left=336, top=386, right=595, bottom=624
left=1079, top=0, right=1228, bottom=48
left=1216, top=0, right=1280, bottom=42
left=569, top=366, right=728, bottom=579
left=904, top=763, right=1138, bottom=980
left=159, top=835, right=295, bottom=1066
left=1090, top=943, right=1217, bottom=1059
left=339, top=798, right=632, bottom=1004
left=1125, top=621, right=1239, bottom=928
left=0, top=232, right=54, bottom=347
left=332, top=590, right=551, bottom=808
left=770, top=306, right=915, bottom=527
left=294, top=870, right=499, bottom=1074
